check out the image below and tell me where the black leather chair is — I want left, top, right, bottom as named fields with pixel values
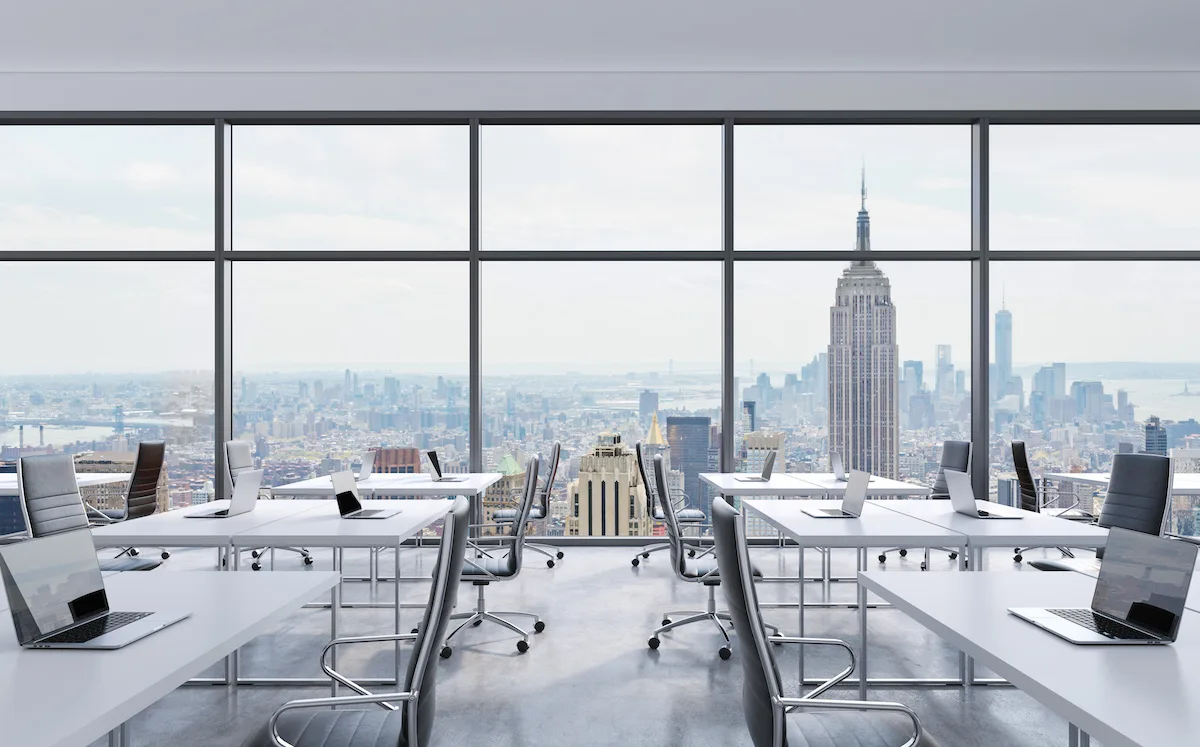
left=86, top=441, right=171, bottom=561
left=630, top=442, right=707, bottom=567
left=225, top=440, right=312, bottom=570
left=644, top=451, right=775, bottom=659
left=712, top=496, right=937, bottom=747
left=1012, top=441, right=1092, bottom=563
left=492, top=441, right=564, bottom=567
left=242, top=497, right=470, bottom=747
left=444, top=454, right=545, bottom=655
left=15, top=454, right=160, bottom=571
left=879, top=441, right=969, bottom=570
left=1031, top=452, right=1172, bottom=572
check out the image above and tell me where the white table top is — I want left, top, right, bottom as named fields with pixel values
left=0, top=569, right=340, bottom=747
left=0, top=472, right=131, bottom=497
left=699, top=473, right=826, bottom=496
left=871, top=499, right=1110, bottom=548
left=858, top=570, right=1200, bottom=747
left=1045, top=472, right=1200, bottom=496
left=89, top=500, right=326, bottom=548
left=744, top=499, right=966, bottom=548
left=272, top=473, right=502, bottom=497
left=792, top=473, right=932, bottom=497
left=231, top=498, right=453, bottom=548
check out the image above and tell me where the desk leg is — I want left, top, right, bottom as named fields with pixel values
left=331, top=547, right=341, bottom=698
left=959, top=543, right=968, bottom=689
left=858, top=547, right=868, bottom=701
left=226, top=546, right=239, bottom=689
left=395, top=540, right=402, bottom=687
left=798, top=545, right=805, bottom=687
left=107, top=723, right=128, bottom=747
left=965, top=545, right=985, bottom=687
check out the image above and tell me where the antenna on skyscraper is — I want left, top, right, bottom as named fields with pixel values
left=860, top=160, right=867, bottom=210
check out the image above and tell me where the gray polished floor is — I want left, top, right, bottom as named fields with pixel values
left=88, top=542, right=1091, bottom=747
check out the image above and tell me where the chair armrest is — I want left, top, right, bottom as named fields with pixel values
left=1167, top=534, right=1200, bottom=546
left=85, top=503, right=117, bottom=524
left=320, top=633, right=418, bottom=699
left=0, top=530, right=28, bottom=545
left=770, top=636, right=856, bottom=699
left=772, top=697, right=922, bottom=746
left=463, top=556, right=500, bottom=580
left=270, top=691, right=418, bottom=747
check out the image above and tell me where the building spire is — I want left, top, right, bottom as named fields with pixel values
left=860, top=161, right=867, bottom=211
left=854, top=163, right=871, bottom=256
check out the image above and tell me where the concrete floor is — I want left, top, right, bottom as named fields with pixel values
left=88, top=542, right=1094, bottom=747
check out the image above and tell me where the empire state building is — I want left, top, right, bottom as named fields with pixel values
left=827, top=172, right=900, bottom=479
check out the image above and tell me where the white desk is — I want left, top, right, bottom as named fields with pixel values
left=0, top=472, right=131, bottom=496
left=0, top=570, right=339, bottom=747
left=1046, top=471, right=1200, bottom=495
left=272, top=472, right=502, bottom=498
left=858, top=570, right=1200, bottom=747
left=89, top=500, right=325, bottom=552
left=744, top=499, right=967, bottom=699
left=699, top=472, right=826, bottom=497
left=792, top=473, right=932, bottom=498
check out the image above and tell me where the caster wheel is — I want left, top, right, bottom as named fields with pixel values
left=303, top=556, right=314, bottom=566
left=472, top=619, right=482, bottom=627
left=547, top=559, right=555, bottom=568
left=878, top=554, right=886, bottom=564
left=129, top=548, right=139, bottom=556
left=161, top=551, right=170, bottom=560
left=517, top=640, right=529, bottom=654
left=251, top=550, right=261, bottom=559
left=1014, top=555, right=1023, bottom=563
left=556, top=551, right=564, bottom=559
left=662, top=618, right=671, bottom=626
left=641, top=552, right=650, bottom=559
left=718, top=646, right=732, bottom=660
left=1014, top=548, right=1021, bottom=555
left=631, top=558, right=640, bottom=567
left=534, top=620, right=546, bottom=633
left=648, top=637, right=660, bottom=650
left=440, top=646, right=452, bottom=659
left=252, top=562, right=262, bottom=571
left=949, top=552, right=959, bottom=560
left=920, top=563, right=928, bottom=571
left=220, top=557, right=228, bottom=567
left=899, top=549, right=908, bottom=557
left=411, top=628, right=419, bottom=634
left=771, top=635, right=783, bottom=646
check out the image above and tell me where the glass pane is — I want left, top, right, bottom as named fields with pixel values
left=0, top=126, right=213, bottom=251
left=736, top=260, right=971, bottom=534
left=735, top=125, right=970, bottom=251
left=991, top=125, right=1200, bottom=251
left=232, top=126, right=468, bottom=251
left=481, top=125, right=722, bottom=251
left=989, top=262, right=1200, bottom=532
left=0, top=262, right=214, bottom=527
left=232, top=262, right=469, bottom=490
left=482, top=262, right=721, bottom=537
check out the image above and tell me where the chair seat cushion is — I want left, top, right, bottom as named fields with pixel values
left=240, top=708, right=407, bottom=747
left=677, top=508, right=705, bottom=523
left=1028, top=558, right=1088, bottom=572
left=98, top=509, right=125, bottom=520
left=99, top=556, right=161, bottom=572
left=653, top=506, right=666, bottom=521
left=685, top=557, right=763, bottom=585
left=459, top=554, right=514, bottom=580
left=786, top=709, right=940, bottom=747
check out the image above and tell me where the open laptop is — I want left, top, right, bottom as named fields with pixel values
left=0, top=530, right=188, bottom=649
left=831, top=452, right=849, bottom=481
left=186, top=469, right=262, bottom=518
left=332, top=471, right=400, bottom=519
left=355, top=450, right=376, bottom=482
left=425, top=450, right=466, bottom=482
left=945, top=469, right=1021, bottom=519
left=1010, top=527, right=1197, bottom=645
left=803, top=469, right=870, bottom=518
left=735, top=451, right=776, bottom=482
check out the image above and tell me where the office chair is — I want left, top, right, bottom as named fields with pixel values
left=241, top=497, right=470, bottom=747
left=14, top=454, right=161, bottom=571
left=711, top=496, right=937, bottom=747
left=1011, top=440, right=1092, bottom=563
left=645, top=452, right=775, bottom=659
left=630, top=442, right=708, bottom=567
left=84, top=441, right=171, bottom=561
left=1030, top=452, right=1172, bottom=572
left=443, top=454, right=545, bottom=656
left=225, top=440, right=313, bottom=570
left=492, top=441, right=564, bottom=567
left=878, top=440, right=969, bottom=571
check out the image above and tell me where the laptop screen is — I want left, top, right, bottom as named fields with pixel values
left=0, top=530, right=108, bottom=645
left=426, top=450, right=442, bottom=478
left=1093, top=527, right=1197, bottom=639
left=330, top=471, right=360, bottom=516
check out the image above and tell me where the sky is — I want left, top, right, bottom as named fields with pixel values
left=0, top=123, right=1197, bottom=376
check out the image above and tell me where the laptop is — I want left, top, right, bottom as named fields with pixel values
left=355, top=450, right=376, bottom=482
left=0, top=530, right=188, bottom=649
left=803, top=469, right=870, bottom=518
left=185, top=469, right=262, bottom=518
left=332, top=471, right=400, bottom=519
left=735, top=451, right=776, bottom=482
left=425, top=451, right=466, bottom=482
left=1009, top=527, right=1197, bottom=645
left=945, top=469, right=1021, bottom=519
left=831, top=452, right=849, bottom=482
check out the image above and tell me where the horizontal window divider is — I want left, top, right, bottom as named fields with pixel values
left=988, top=250, right=1200, bottom=261
left=476, top=250, right=726, bottom=261
left=225, top=250, right=472, bottom=261
left=733, top=250, right=981, bottom=261
left=0, top=251, right=219, bottom=261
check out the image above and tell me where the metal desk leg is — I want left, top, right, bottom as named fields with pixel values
left=959, top=543, right=968, bottom=689
left=798, top=545, right=805, bottom=686
left=965, top=544, right=984, bottom=687
left=227, top=546, right=239, bottom=689
left=331, top=547, right=341, bottom=698
left=107, top=723, right=128, bottom=747
left=395, top=540, right=403, bottom=687
left=858, top=547, right=868, bottom=701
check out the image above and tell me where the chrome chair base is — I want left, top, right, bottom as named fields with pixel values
left=648, top=585, right=776, bottom=659
left=443, top=584, right=544, bottom=655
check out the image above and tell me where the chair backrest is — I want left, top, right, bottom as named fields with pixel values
left=1011, top=441, right=1040, bottom=513
left=650, top=453, right=691, bottom=580
left=931, top=440, right=972, bottom=499
left=712, top=496, right=782, bottom=747
left=501, top=455, right=540, bottom=575
left=124, top=441, right=165, bottom=520
left=1095, top=453, right=1172, bottom=559
left=537, top=442, right=561, bottom=515
left=223, top=440, right=255, bottom=497
left=16, top=455, right=89, bottom=537
left=636, top=442, right=658, bottom=516
left=403, top=496, right=470, bottom=747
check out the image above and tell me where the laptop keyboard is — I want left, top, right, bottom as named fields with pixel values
left=355, top=510, right=384, bottom=518
left=41, top=611, right=152, bottom=644
left=1047, top=608, right=1152, bottom=640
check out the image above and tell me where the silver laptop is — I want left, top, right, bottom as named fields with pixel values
left=332, top=471, right=400, bottom=519
left=831, top=451, right=848, bottom=481
left=426, top=450, right=466, bottom=482
left=735, top=451, right=776, bottom=482
left=0, top=530, right=188, bottom=649
left=1010, top=527, right=1196, bottom=645
left=356, top=450, right=376, bottom=482
left=945, top=469, right=1021, bottom=519
left=186, top=469, right=262, bottom=518
left=804, top=469, right=870, bottom=518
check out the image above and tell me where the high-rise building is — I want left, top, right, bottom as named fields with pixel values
left=343, top=369, right=353, bottom=398
left=826, top=171, right=899, bottom=480
left=741, top=401, right=756, bottom=434
left=935, top=345, right=955, bottom=401
left=566, top=434, right=650, bottom=537
left=373, top=447, right=422, bottom=473
left=638, top=390, right=658, bottom=425
left=800, top=354, right=828, bottom=408
left=1071, top=381, right=1106, bottom=421
left=994, top=307, right=1013, bottom=400
left=901, top=360, right=924, bottom=415
left=666, top=415, right=712, bottom=511
left=1145, top=416, right=1168, bottom=455
left=643, top=412, right=684, bottom=499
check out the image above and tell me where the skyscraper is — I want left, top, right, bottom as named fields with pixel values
left=666, top=415, right=712, bottom=511
left=638, top=390, right=658, bottom=425
left=827, top=171, right=900, bottom=480
left=935, top=345, right=955, bottom=401
left=995, top=306, right=1012, bottom=401
left=566, top=434, right=649, bottom=537
left=1145, top=416, right=1168, bottom=456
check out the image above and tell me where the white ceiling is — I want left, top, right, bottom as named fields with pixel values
left=3, top=0, right=1199, bottom=73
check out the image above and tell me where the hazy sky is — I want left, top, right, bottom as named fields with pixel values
left=0, top=123, right=1196, bottom=376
